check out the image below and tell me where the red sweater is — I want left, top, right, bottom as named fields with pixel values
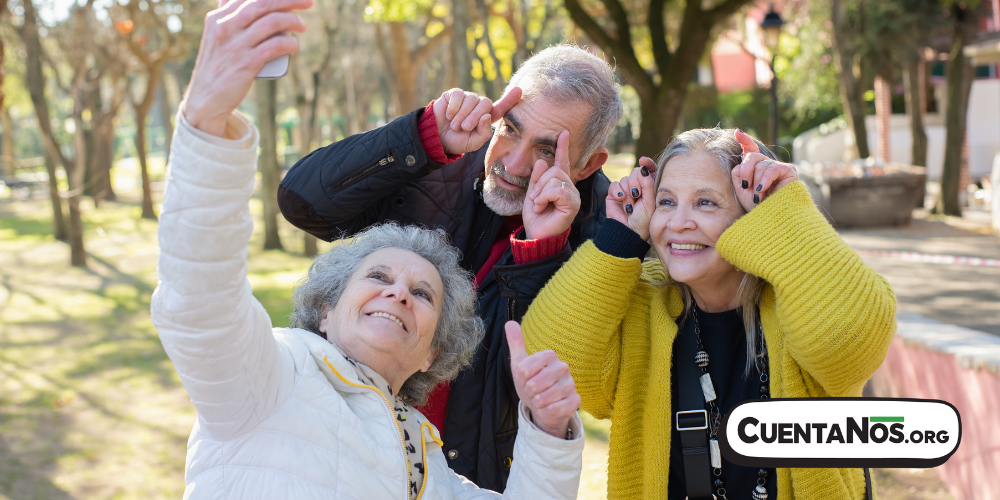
left=414, top=101, right=570, bottom=432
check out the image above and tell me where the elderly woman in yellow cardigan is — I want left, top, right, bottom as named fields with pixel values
left=519, top=128, right=896, bottom=500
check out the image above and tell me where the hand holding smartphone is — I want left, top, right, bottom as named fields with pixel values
left=218, top=0, right=290, bottom=79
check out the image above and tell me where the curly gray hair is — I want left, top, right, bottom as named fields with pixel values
left=290, top=223, right=484, bottom=405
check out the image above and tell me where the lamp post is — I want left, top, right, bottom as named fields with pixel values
left=760, top=4, right=785, bottom=149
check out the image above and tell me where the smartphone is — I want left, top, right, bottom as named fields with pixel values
left=219, top=0, right=289, bottom=79
left=256, top=54, right=289, bottom=79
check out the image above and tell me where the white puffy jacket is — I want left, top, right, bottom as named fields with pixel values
left=151, top=111, right=585, bottom=500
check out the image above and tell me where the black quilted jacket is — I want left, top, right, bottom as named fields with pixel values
left=278, top=107, right=609, bottom=492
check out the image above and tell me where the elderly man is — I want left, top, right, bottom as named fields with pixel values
left=278, top=44, right=622, bottom=492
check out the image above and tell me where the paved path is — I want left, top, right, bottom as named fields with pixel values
left=840, top=214, right=1000, bottom=336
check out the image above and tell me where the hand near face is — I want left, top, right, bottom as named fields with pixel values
left=506, top=321, right=580, bottom=439
left=182, top=0, right=311, bottom=137
left=606, top=156, right=657, bottom=240
left=522, top=130, right=582, bottom=240
left=434, top=87, right=522, bottom=156
left=731, top=130, right=798, bottom=213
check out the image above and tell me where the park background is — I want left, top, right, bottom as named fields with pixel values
left=1, top=0, right=1000, bottom=498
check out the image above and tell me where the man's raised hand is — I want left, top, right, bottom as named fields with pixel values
left=522, top=130, right=581, bottom=240
left=433, top=87, right=521, bottom=156
left=506, top=321, right=580, bottom=439
left=182, top=0, right=312, bottom=137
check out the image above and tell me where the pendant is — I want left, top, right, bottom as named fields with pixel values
left=710, top=439, right=721, bottom=468
left=752, top=484, right=768, bottom=500
left=695, top=350, right=709, bottom=368
left=700, top=373, right=717, bottom=402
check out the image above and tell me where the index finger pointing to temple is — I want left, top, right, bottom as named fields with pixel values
left=735, top=129, right=760, bottom=156
left=555, top=130, right=571, bottom=175
left=490, top=87, right=522, bottom=123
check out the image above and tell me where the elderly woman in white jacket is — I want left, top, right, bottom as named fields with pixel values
left=151, top=1, right=584, bottom=498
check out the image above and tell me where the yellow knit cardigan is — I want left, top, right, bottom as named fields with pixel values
left=522, top=181, right=897, bottom=500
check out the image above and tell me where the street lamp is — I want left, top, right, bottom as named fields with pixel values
left=760, top=4, right=785, bottom=149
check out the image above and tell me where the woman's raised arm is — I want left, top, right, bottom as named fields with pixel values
left=150, top=0, right=309, bottom=440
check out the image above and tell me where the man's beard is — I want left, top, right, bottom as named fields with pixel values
left=482, top=161, right=530, bottom=216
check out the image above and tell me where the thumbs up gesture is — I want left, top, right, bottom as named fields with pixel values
left=506, top=321, right=581, bottom=439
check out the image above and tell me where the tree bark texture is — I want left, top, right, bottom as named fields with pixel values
left=256, top=80, right=284, bottom=251
left=452, top=0, right=474, bottom=90
left=0, top=106, right=14, bottom=177
left=19, top=0, right=70, bottom=241
left=936, top=5, right=979, bottom=216
left=385, top=22, right=453, bottom=113
left=830, top=0, right=870, bottom=161
left=563, top=0, right=750, bottom=164
left=133, top=61, right=164, bottom=220
left=903, top=60, right=927, bottom=167
left=159, top=70, right=175, bottom=164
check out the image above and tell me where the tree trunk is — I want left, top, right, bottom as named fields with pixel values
left=43, top=149, right=68, bottom=241
left=451, top=0, right=473, bottom=90
left=135, top=64, right=164, bottom=220
left=903, top=59, right=927, bottom=167
left=0, top=106, right=14, bottom=177
left=256, top=80, right=284, bottom=251
left=19, top=0, right=73, bottom=241
left=389, top=22, right=419, bottom=112
left=303, top=233, right=317, bottom=257
left=69, top=106, right=87, bottom=267
left=830, top=0, right=870, bottom=160
left=936, top=5, right=978, bottom=216
left=635, top=91, right=683, bottom=164
left=159, top=70, right=175, bottom=164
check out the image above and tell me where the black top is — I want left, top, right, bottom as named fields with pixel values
left=667, top=307, right=777, bottom=500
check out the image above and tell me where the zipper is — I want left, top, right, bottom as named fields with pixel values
left=323, top=356, right=410, bottom=500
left=414, top=422, right=442, bottom=500
left=337, top=154, right=395, bottom=192
left=465, top=211, right=496, bottom=271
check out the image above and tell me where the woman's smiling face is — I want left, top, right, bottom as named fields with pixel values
left=320, top=247, right=443, bottom=390
left=648, top=151, right=747, bottom=288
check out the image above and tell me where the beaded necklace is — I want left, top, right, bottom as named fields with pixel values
left=691, top=305, right=771, bottom=500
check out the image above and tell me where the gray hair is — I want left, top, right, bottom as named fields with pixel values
left=505, top=44, right=623, bottom=169
left=652, top=128, right=778, bottom=377
left=290, top=223, right=484, bottom=405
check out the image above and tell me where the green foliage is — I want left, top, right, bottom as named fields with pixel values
left=364, top=0, right=440, bottom=22
left=774, top=9, right=841, bottom=135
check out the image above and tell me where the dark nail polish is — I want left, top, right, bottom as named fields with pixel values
left=753, top=194, right=760, bottom=204
left=641, top=166, right=649, bottom=177
left=756, top=184, right=763, bottom=192
left=742, top=180, right=749, bottom=189
left=625, top=204, right=633, bottom=214
left=618, top=191, right=624, bottom=197
left=737, top=128, right=744, bottom=134
left=631, top=188, right=640, bottom=199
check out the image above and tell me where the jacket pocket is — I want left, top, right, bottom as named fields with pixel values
left=335, top=152, right=396, bottom=192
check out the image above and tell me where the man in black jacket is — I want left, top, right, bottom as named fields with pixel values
left=278, top=45, right=622, bottom=491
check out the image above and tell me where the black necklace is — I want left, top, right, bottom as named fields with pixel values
left=691, top=305, right=771, bottom=500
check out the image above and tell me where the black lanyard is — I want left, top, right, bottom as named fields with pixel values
left=675, top=312, right=715, bottom=500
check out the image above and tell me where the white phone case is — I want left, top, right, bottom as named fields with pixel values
left=256, top=54, right=289, bottom=79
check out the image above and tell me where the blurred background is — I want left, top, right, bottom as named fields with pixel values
left=1, top=0, right=999, bottom=498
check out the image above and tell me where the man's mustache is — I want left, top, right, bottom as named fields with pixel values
left=490, top=162, right=530, bottom=189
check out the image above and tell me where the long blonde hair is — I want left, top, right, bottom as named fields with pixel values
left=650, top=128, right=779, bottom=376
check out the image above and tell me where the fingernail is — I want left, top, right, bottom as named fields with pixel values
left=737, top=128, right=743, bottom=134
left=753, top=194, right=760, bottom=204
left=742, top=180, right=749, bottom=189
left=618, top=191, right=624, bottom=197
left=756, top=184, right=763, bottom=192
left=625, top=204, right=633, bottom=214
left=631, top=188, right=639, bottom=199
left=640, top=166, right=649, bottom=177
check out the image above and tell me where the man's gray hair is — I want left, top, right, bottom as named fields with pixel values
left=290, top=223, right=484, bottom=405
left=505, top=44, right=623, bottom=168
